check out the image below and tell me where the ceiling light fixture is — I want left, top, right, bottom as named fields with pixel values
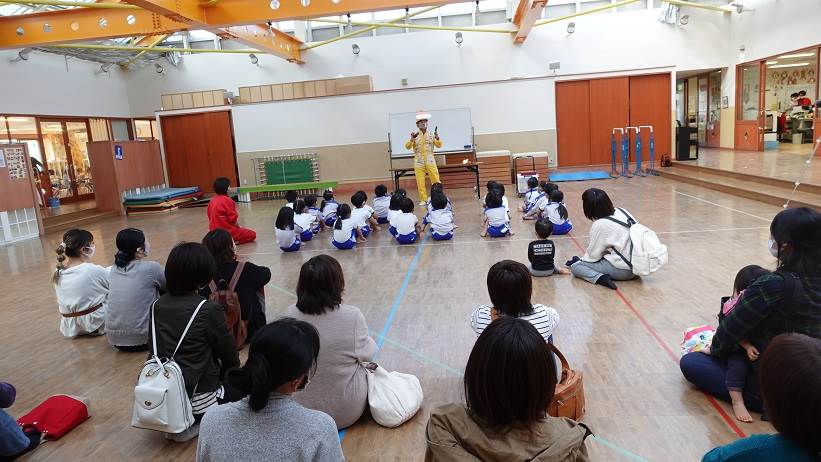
left=768, top=62, right=811, bottom=69
left=100, top=63, right=111, bottom=73
left=17, top=48, right=31, bottom=60
left=249, top=53, right=259, bottom=65
left=679, top=14, right=689, bottom=25
left=300, top=0, right=310, bottom=6
left=154, top=63, right=164, bottom=74
left=474, top=0, right=480, bottom=14
left=331, top=0, right=341, bottom=3
left=566, top=22, right=575, bottom=34
left=352, top=43, right=360, bottom=55
left=455, top=32, right=463, bottom=46
left=269, top=0, right=279, bottom=9
left=765, top=60, right=778, bottom=65
left=776, top=52, right=815, bottom=59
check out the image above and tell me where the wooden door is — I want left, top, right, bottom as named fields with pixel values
left=735, top=121, right=760, bottom=150
left=705, top=70, right=722, bottom=147
left=555, top=80, right=591, bottom=167
left=735, top=62, right=765, bottom=151
left=589, top=77, right=629, bottom=165
left=160, top=111, right=237, bottom=193
left=629, top=73, right=672, bottom=164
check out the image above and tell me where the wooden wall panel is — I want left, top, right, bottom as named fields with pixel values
left=87, top=141, right=166, bottom=215
left=555, top=80, right=591, bottom=167
left=86, top=142, right=120, bottom=214
left=160, top=111, right=237, bottom=193
left=628, top=73, right=672, bottom=163
left=0, top=146, right=37, bottom=211
left=589, top=77, right=629, bottom=165
left=706, top=122, right=721, bottom=148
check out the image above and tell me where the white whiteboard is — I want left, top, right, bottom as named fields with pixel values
left=389, top=108, right=474, bottom=158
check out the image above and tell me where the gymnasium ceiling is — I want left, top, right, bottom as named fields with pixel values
left=0, top=0, right=738, bottom=69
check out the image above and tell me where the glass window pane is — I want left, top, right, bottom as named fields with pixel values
left=407, top=6, right=439, bottom=19
left=312, top=26, right=341, bottom=41
left=476, top=10, right=506, bottom=25
left=676, top=81, right=685, bottom=125
left=376, top=25, right=404, bottom=36
left=0, top=117, right=8, bottom=142
left=698, top=77, right=708, bottom=143
left=66, top=122, right=93, bottom=196
left=581, top=0, right=611, bottom=13
left=687, top=77, right=697, bottom=126
left=111, top=120, right=130, bottom=141
left=708, top=71, right=722, bottom=129
left=440, top=3, right=474, bottom=15
left=151, top=121, right=159, bottom=139
left=617, top=0, right=647, bottom=12
left=6, top=116, right=37, bottom=137
left=135, top=120, right=153, bottom=140
left=740, top=64, right=760, bottom=121
left=545, top=3, right=575, bottom=18
left=442, top=13, right=472, bottom=27
left=409, top=17, right=438, bottom=32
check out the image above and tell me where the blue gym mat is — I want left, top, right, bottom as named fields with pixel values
left=123, top=187, right=200, bottom=202
left=549, top=171, right=611, bottom=182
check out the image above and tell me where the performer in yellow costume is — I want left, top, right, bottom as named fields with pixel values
left=405, top=111, right=442, bottom=205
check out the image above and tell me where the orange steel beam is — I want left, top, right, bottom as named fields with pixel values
left=218, top=24, right=302, bottom=62
left=513, top=0, right=546, bottom=44
left=0, top=0, right=469, bottom=49
left=133, top=33, right=165, bottom=45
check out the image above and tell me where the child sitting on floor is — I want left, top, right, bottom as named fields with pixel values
left=304, top=194, right=323, bottom=231
left=394, top=198, right=421, bottom=245
left=481, top=190, right=513, bottom=238
left=485, top=181, right=510, bottom=217
left=207, top=177, right=256, bottom=244
left=373, top=184, right=391, bottom=224
left=521, top=177, right=541, bottom=213
left=704, top=264, right=771, bottom=423
left=523, top=181, right=549, bottom=220
left=284, top=190, right=298, bottom=209
left=528, top=219, right=570, bottom=277
left=293, top=200, right=319, bottom=242
left=423, top=192, right=455, bottom=241
left=541, top=189, right=573, bottom=235
left=274, top=206, right=301, bottom=252
left=331, top=204, right=362, bottom=250
left=321, top=190, right=339, bottom=227
left=350, top=191, right=379, bottom=238
left=387, top=189, right=406, bottom=237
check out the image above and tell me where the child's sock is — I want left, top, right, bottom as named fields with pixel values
left=565, top=256, right=580, bottom=267
left=595, top=275, right=617, bottom=290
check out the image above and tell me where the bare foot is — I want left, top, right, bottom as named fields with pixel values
left=480, top=232, right=487, bottom=237
left=453, top=224, right=460, bottom=229
left=508, top=231, right=516, bottom=236
left=729, top=391, right=753, bottom=423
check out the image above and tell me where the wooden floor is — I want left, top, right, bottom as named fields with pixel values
left=695, top=143, right=820, bottom=186
left=1, top=175, right=784, bottom=461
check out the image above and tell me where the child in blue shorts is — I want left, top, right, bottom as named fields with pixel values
left=394, top=197, right=420, bottom=244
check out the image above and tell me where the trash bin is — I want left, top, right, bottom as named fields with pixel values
left=792, top=133, right=803, bottom=144
left=48, top=197, right=60, bottom=208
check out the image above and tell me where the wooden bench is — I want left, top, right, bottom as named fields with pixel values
left=236, top=181, right=339, bottom=202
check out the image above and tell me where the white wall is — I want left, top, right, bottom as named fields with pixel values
left=124, top=7, right=731, bottom=117
left=0, top=50, right=131, bottom=117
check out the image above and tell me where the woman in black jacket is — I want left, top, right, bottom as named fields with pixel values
left=149, top=242, right=240, bottom=442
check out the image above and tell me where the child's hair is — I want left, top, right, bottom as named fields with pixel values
left=733, top=265, right=770, bottom=295
left=487, top=260, right=533, bottom=317
left=224, top=318, right=320, bottom=412
left=296, top=255, right=345, bottom=315
left=284, top=190, right=298, bottom=204
left=431, top=192, right=447, bottom=211
left=165, top=242, right=216, bottom=295
left=431, top=182, right=444, bottom=194
left=535, top=219, right=553, bottom=239
left=321, top=190, right=335, bottom=211
left=400, top=197, right=414, bottom=214
left=351, top=191, right=367, bottom=208
left=486, top=181, right=505, bottom=196
left=275, top=206, right=295, bottom=230
left=543, top=182, right=559, bottom=195
left=293, top=199, right=306, bottom=215
left=334, top=204, right=352, bottom=230
left=53, top=228, right=94, bottom=284
left=202, top=228, right=236, bottom=266
left=395, top=188, right=407, bottom=197
left=527, top=177, right=538, bottom=189
left=304, top=194, right=317, bottom=207
left=374, top=184, right=388, bottom=197
left=549, top=190, right=568, bottom=221
left=213, top=177, right=231, bottom=195
left=114, top=228, right=146, bottom=269
left=485, top=190, right=503, bottom=209
left=389, top=191, right=405, bottom=211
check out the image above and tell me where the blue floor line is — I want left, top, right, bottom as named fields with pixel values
left=268, top=282, right=297, bottom=298
left=591, top=435, right=651, bottom=462
left=369, top=329, right=464, bottom=377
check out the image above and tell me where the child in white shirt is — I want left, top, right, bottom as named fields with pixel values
left=521, top=177, right=541, bottom=213
left=320, top=190, right=339, bottom=227
left=387, top=189, right=406, bottom=237
left=293, top=200, right=319, bottom=242
left=481, top=190, right=512, bottom=238
left=284, top=190, right=297, bottom=209
left=394, top=198, right=421, bottom=245
left=350, top=190, right=379, bottom=238
left=304, top=194, right=323, bottom=232
left=423, top=192, right=454, bottom=241
left=275, top=206, right=301, bottom=252
left=542, top=189, right=573, bottom=235
left=373, top=184, right=391, bottom=225
left=331, top=204, right=362, bottom=250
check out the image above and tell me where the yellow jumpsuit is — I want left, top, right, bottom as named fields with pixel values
left=405, top=131, right=442, bottom=202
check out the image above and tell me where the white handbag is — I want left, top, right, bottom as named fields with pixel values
left=366, top=364, right=423, bottom=428
left=131, top=299, right=206, bottom=434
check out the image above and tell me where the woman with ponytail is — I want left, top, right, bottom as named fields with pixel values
left=197, top=318, right=343, bottom=462
left=105, top=228, right=166, bottom=352
left=52, top=228, right=108, bottom=337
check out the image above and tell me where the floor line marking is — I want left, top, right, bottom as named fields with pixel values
left=675, top=191, right=771, bottom=222
left=267, top=282, right=297, bottom=298
left=590, top=435, right=651, bottom=462
left=369, top=329, right=464, bottom=377
left=567, top=235, right=746, bottom=439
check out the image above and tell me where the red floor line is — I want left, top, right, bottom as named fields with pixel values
left=567, top=234, right=746, bottom=438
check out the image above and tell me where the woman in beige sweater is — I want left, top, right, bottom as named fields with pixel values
left=286, top=254, right=377, bottom=429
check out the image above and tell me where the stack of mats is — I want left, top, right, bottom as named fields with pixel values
left=123, top=187, right=203, bottom=215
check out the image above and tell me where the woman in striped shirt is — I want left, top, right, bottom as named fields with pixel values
left=470, top=260, right=560, bottom=343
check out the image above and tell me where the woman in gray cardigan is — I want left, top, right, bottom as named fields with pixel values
left=106, top=228, right=166, bottom=351
left=286, top=254, right=377, bottom=429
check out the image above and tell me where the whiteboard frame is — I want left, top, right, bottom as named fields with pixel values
left=387, top=126, right=475, bottom=174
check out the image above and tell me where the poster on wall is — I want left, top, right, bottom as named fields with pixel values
left=0, top=149, right=5, bottom=168
left=5, top=146, right=28, bottom=180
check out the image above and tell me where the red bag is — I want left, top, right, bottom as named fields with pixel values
left=17, top=395, right=89, bottom=440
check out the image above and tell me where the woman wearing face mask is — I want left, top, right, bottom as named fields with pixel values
left=52, top=228, right=108, bottom=338
left=105, top=228, right=166, bottom=352
left=680, top=207, right=821, bottom=414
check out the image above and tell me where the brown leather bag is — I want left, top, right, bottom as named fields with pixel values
left=208, top=261, right=248, bottom=350
left=547, top=343, right=585, bottom=421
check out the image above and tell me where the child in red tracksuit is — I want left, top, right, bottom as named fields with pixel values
left=207, top=177, right=257, bottom=245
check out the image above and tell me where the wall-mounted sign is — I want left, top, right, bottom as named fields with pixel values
left=721, top=96, right=729, bottom=109
left=5, top=146, right=27, bottom=180
left=0, top=149, right=5, bottom=168
left=115, top=144, right=123, bottom=160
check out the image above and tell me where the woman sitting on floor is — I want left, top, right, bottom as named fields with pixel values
left=150, top=242, right=240, bottom=442
left=426, top=317, right=591, bottom=461
left=200, top=229, right=271, bottom=344
left=286, top=254, right=377, bottom=429
left=106, top=228, right=166, bottom=352
left=52, top=228, right=108, bottom=337
left=701, top=333, right=821, bottom=462
left=680, top=207, right=821, bottom=415
left=197, top=318, right=343, bottom=462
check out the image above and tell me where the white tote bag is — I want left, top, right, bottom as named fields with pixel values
left=131, top=300, right=205, bottom=434
left=366, top=364, right=423, bottom=428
